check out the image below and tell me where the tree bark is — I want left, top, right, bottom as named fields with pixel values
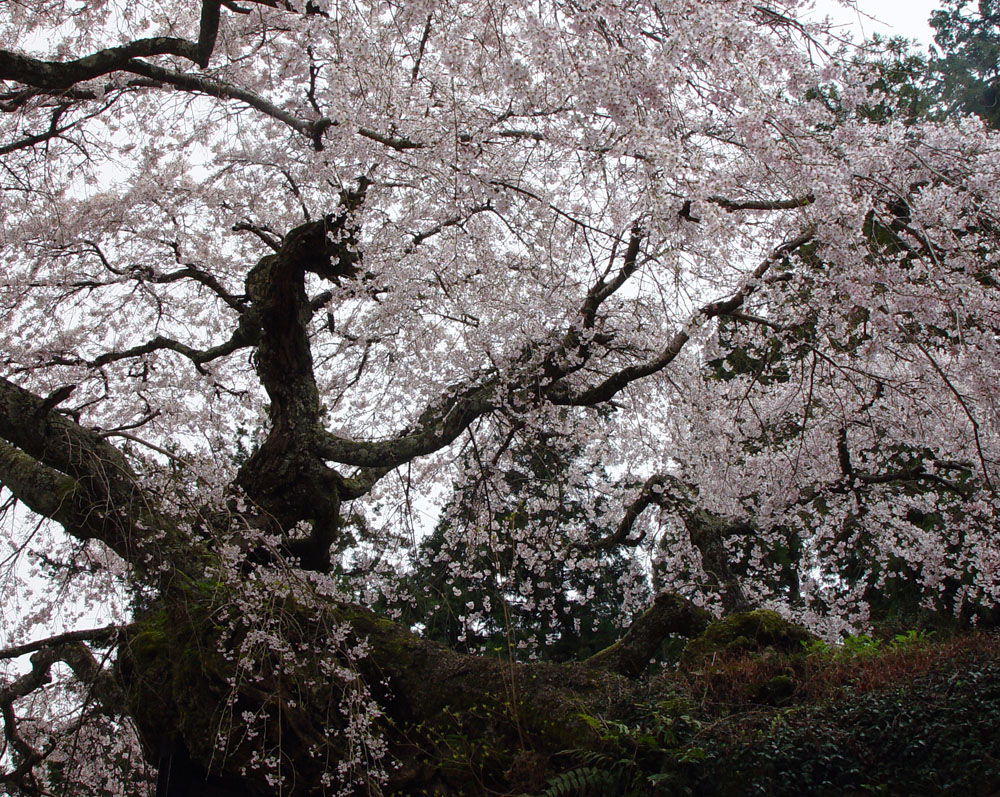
left=584, top=592, right=712, bottom=677
left=119, top=593, right=664, bottom=796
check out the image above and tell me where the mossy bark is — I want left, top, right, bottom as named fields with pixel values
left=118, top=591, right=643, bottom=796
left=681, top=609, right=817, bottom=665
left=585, top=592, right=712, bottom=677
left=113, top=581, right=820, bottom=795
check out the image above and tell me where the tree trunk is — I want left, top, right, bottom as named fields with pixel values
left=119, top=587, right=659, bottom=796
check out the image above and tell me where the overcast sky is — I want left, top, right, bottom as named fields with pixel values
left=809, top=0, right=942, bottom=46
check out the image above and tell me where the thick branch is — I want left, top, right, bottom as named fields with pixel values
left=0, top=439, right=85, bottom=531
left=356, top=126, right=423, bottom=150
left=89, top=323, right=257, bottom=373
left=234, top=208, right=371, bottom=568
left=0, top=376, right=178, bottom=573
left=0, top=626, right=124, bottom=661
left=322, top=228, right=808, bottom=477
left=0, top=437, right=159, bottom=567
left=153, top=262, right=247, bottom=313
left=823, top=460, right=970, bottom=498
left=0, top=0, right=221, bottom=88
left=339, top=464, right=395, bottom=500
left=0, top=41, right=199, bottom=90
left=0, top=376, right=133, bottom=502
left=0, top=3, right=337, bottom=148
left=581, top=225, right=643, bottom=331
left=196, top=1, right=223, bottom=67
left=315, top=379, right=495, bottom=469
left=585, top=592, right=711, bottom=677
left=709, top=194, right=815, bottom=211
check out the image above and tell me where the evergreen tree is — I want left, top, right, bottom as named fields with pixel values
left=931, top=0, right=1000, bottom=128
left=386, top=430, right=649, bottom=662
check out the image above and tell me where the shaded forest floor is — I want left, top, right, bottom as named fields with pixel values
left=411, top=619, right=1000, bottom=796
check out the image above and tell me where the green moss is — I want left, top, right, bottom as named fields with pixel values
left=127, top=609, right=168, bottom=662
left=682, top=610, right=816, bottom=665
left=754, top=674, right=797, bottom=706
left=124, top=592, right=634, bottom=794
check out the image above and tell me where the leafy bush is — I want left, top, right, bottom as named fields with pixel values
left=683, top=634, right=1000, bottom=795
left=538, top=632, right=1000, bottom=797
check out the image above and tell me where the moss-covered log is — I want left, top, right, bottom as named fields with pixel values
left=118, top=581, right=844, bottom=796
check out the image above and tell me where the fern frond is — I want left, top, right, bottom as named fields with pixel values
left=537, top=765, right=623, bottom=797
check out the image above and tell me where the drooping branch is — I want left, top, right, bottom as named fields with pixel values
left=0, top=635, right=124, bottom=791
left=548, top=228, right=815, bottom=406
left=122, top=60, right=332, bottom=144
left=908, top=330, right=994, bottom=488
left=408, top=203, right=493, bottom=250
left=580, top=225, right=644, bottom=331
left=88, top=325, right=258, bottom=374
left=0, top=104, right=73, bottom=156
left=577, top=473, right=682, bottom=552
left=582, top=473, right=752, bottom=613
left=823, top=430, right=971, bottom=499
left=152, top=258, right=248, bottom=313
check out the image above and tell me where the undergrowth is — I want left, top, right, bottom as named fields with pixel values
left=531, top=630, right=1000, bottom=797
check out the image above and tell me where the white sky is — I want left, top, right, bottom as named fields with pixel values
left=810, top=0, right=941, bottom=46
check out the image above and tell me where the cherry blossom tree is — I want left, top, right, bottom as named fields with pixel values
left=1, top=0, right=999, bottom=792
